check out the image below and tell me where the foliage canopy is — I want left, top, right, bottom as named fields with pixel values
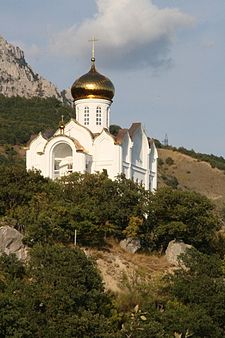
left=0, top=164, right=222, bottom=255
left=0, top=95, right=74, bottom=144
left=0, top=244, right=119, bottom=337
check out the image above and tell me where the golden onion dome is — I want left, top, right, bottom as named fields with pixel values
left=71, top=58, right=115, bottom=101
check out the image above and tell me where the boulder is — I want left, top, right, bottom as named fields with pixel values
left=0, top=225, right=28, bottom=261
left=120, top=238, right=141, bottom=254
left=165, top=240, right=192, bottom=266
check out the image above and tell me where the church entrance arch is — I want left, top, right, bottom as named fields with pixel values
left=52, top=142, right=73, bottom=179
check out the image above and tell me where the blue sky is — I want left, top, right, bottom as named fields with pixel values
left=0, top=0, right=225, bottom=156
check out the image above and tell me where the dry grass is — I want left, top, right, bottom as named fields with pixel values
left=84, top=239, right=171, bottom=294
left=158, top=149, right=225, bottom=209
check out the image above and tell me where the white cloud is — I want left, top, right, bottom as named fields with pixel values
left=201, top=40, right=215, bottom=49
left=49, top=0, right=195, bottom=69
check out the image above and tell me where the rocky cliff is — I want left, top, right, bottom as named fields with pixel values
left=0, top=36, right=62, bottom=99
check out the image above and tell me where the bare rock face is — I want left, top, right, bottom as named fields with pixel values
left=61, top=88, right=73, bottom=103
left=120, top=237, right=141, bottom=254
left=0, top=225, right=28, bottom=261
left=165, top=239, right=192, bottom=266
left=0, top=35, right=62, bottom=99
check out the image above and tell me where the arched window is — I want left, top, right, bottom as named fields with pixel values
left=84, top=106, right=89, bottom=125
left=96, top=106, right=102, bottom=125
left=106, top=107, right=109, bottom=126
left=52, top=143, right=73, bottom=179
left=76, top=106, right=79, bottom=120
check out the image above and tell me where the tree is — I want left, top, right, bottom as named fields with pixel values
left=0, top=245, right=120, bottom=337
left=162, top=248, right=225, bottom=337
left=109, top=124, right=121, bottom=136
left=0, top=165, right=49, bottom=216
left=60, top=172, right=149, bottom=244
left=143, top=187, right=221, bottom=252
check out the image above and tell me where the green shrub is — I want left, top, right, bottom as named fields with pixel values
left=165, top=157, right=174, bottom=166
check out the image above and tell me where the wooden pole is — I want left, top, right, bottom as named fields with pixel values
left=74, top=229, right=77, bottom=246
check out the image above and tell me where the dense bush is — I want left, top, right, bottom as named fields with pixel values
left=143, top=187, right=222, bottom=253
left=0, top=245, right=120, bottom=337
left=0, top=164, right=223, bottom=255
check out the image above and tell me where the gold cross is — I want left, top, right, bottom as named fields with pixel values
left=88, top=36, right=99, bottom=60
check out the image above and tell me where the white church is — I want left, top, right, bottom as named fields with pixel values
left=26, top=51, right=158, bottom=191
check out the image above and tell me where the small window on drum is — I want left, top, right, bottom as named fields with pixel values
left=96, top=106, right=102, bottom=125
left=84, top=106, right=89, bottom=125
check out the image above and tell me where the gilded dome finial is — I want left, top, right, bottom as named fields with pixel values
left=88, top=36, right=98, bottom=64
left=59, top=115, right=65, bottom=135
left=71, top=37, right=115, bottom=102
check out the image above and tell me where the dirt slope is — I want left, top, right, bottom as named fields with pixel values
left=158, top=149, right=225, bottom=207
left=85, top=241, right=170, bottom=293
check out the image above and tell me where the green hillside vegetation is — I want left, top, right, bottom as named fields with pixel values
left=0, top=164, right=225, bottom=336
left=0, top=165, right=223, bottom=255
left=0, top=245, right=120, bottom=337
left=0, top=95, right=74, bottom=144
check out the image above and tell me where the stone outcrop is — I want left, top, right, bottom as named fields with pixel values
left=0, top=225, right=28, bottom=261
left=165, top=239, right=192, bottom=266
left=61, top=88, right=73, bottom=103
left=0, top=35, right=62, bottom=99
left=120, top=237, right=141, bottom=254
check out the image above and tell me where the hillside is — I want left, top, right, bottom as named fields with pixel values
left=0, top=156, right=225, bottom=336
left=0, top=95, right=74, bottom=145
left=158, top=148, right=225, bottom=209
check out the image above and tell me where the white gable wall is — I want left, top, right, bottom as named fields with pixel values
left=26, top=133, right=47, bottom=173
left=92, top=130, right=122, bottom=178
left=55, top=120, right=93, bottom=153
left=149, top=142, right=158, bottom=191
left=121, top=132, right=133, bottom=179
left=129, top=126, right=151, bottom=188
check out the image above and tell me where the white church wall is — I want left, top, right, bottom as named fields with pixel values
left=149, top=142, right=158, bottom=191
left=131, top=126, right=150, bottom=169
left=131, top=165, right=146, bottom=185
left=121, top=132, right=132, bottom=163
left=131, top=128, right=144, bottom=168
left=85, top=154, right=93, bottom=173
left=92, top=130, right=121, bottom=178
left=75, top=98, right=112, bottom=133
left=26, top=133, right=47, bottom=173
left=121, top=132, right=133, bottom=179
left=122, top=162, right=129, bottom=177
left=73, top=152, right=86, bottom=173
